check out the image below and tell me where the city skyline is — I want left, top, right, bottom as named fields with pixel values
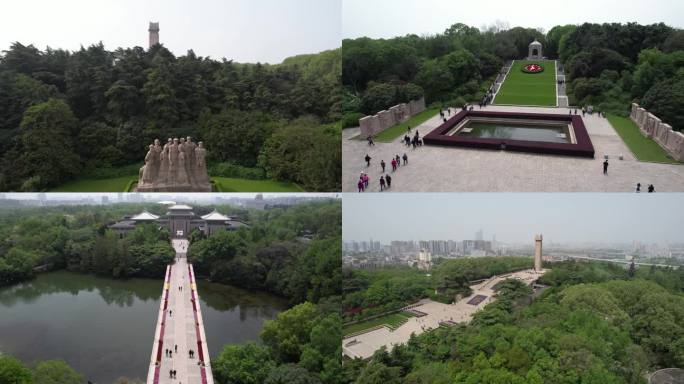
left=343, top=0, right=684, bottom=39
left=1, top=0, right=341, bottom=64
left=343, top=193, right=684, bottom=244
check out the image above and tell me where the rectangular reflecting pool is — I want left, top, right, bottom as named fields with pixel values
left=454, top=120, right=572, bottom=144
left=424, top=110, right=595, bottom=158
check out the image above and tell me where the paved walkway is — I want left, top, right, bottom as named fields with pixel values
left=342, top=269, right=544, bottom=359
left=147, top=239, right=214, bottom=384
left=343, top=105, right=684, bottom=192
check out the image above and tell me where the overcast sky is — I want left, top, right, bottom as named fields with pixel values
left=0, top=0, right=341, bottom=64
left=343, top=193, right=684, bottom=244
left=343, top=0, right=684, bottom=39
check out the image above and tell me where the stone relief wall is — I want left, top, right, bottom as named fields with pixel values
left=359, top=97, right=426, bottom=138
left=630, top=103, right=684, bottom=162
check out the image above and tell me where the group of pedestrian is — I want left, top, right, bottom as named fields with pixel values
left=366, top=135, right=375, bottom=146
left=604, top=161, right=657, bottom=192
left=357, top=172, right=370, bottom=192
left=359, top=153, right=408, bottom=192
left=169, top=369, right=177, bottom=378
left=635, top=183, right=656, bottom=193
left=403, top=130, right=423, bottom=149
left=165, top=349, right=173, bottom=358
left=581, top=105, right=605, bottom=118
left=189, top=349, right=196, bottom=358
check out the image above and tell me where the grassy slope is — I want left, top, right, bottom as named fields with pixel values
left=49, top=176, right=136, bottom=192
left=51, top=175, right=304, bottom=192
left=606, top=113, right=681, bottom=164
left=343, top=312, right=414, bottom=336
left=372, top=108, right=440, bottom=142
left=494, top=60, right=557, bottom=106
left=212, top=177, right=304, bottom=192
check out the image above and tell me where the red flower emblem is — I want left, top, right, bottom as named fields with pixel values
left=522, top=63, right=544, bottom=73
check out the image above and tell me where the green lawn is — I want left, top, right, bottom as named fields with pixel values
left=369, top=108, right=439, bottom=142
left=50, top=176, right=136, bottom=192
left=212, top=177, right=304, bottom=192
left=51, top=175, right=304, bottom=192
left=493, top=60, right=557, bottom=106
left=343, top=312, right=414, bottom=336
left=606, top=114, right=681, bottom=164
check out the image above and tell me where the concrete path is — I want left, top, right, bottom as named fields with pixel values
left=147, top=239, right=214, bottom=384
left=342, top=269, right=545, bottom=359
left=343, top=105, right=684, bottom=192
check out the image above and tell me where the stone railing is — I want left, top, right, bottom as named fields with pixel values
left=359, top=97, right=426, bottom=138
left=630, top=103, right=684, bottom=162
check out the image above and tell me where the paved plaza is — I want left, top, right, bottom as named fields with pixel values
left=147, top=239, right=214, bottom=384
left=342, top=269, right=545, bottom=359
left=343, top=105, right=684, bottom=192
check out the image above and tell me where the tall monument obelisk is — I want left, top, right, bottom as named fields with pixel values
left=149, top=22, right=160, bottom=48
left=534, top=234, right=543, bottom=272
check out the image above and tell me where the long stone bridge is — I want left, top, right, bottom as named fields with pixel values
left=147, top=239, right=214, bottom=384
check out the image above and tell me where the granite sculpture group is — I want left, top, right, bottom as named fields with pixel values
left=136, top=137, right=212, bottom=192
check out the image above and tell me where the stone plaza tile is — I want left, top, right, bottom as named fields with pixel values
left=343, top=105, right=684, bottom=192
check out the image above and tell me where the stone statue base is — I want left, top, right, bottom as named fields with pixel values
left=135, top=182, right=212, bottom=192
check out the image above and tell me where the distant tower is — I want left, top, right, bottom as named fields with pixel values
left=534, top=234, right=543, bottom=272
left=149, top=22, right=160, bottom=48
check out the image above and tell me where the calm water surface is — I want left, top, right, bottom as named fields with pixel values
left=459, top=121, right=569, bottom=143
left=0, top=271, right=287, bottom=383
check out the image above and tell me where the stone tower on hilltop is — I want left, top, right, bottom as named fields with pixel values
left=149, top=22, right=160, bottom=48
left=534, top=234, right=543, bottom=272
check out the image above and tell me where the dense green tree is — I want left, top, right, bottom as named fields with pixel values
left=32, top=360, right=85, bottom=384
left=264, top=364, right=322, bottom=384
left=258, top=117, right=341, bottom=191
left=8, top=98, right=81, bottom=190
left=641, top=78, right=684, bottom=131
left=0, top=355, right=32, bottom=384
left=212, top=343, right=276, bottom=384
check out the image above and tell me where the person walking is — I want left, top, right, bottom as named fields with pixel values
left=402, top=153, right=408, bottom=165
left=395, top=155, right=401, bottom=168
left=380, top=160, right=386, bottom=173
left=175, top=345, right=178, bottom=353
left=357, top=178, right=364, bottom=192
left=636, top=183, right=641, bottom=193
left=391, top=158, right=397, bottom=172
left=380, top=176, right=386, bottom=191
left=367, top=135, right=375, bottom=146
left=365, top=154, right=371, bottom=167
left=362, top=173, right=369, bottom=188
left=385, top=174, right=392, bottom=188
left=603, top=159, right=609, bottom=174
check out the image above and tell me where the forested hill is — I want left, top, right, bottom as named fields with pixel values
left=342, top=22, right=684, bottom=131
left=0, top=43, right=342, bottom=191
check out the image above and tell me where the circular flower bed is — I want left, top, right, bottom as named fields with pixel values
left=522, top=63, right=544, bottom=73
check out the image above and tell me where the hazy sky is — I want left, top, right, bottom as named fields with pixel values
left=343, top=0, right=684, bottom=39
left=0, top=0, right=341, bottom=64
left=343, top=193, right=684, bottom=244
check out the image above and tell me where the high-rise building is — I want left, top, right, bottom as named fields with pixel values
left=149, top=22, right=160, bottom=48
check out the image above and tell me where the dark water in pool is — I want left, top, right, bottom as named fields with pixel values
left=0, top=271, right=287, bottom=383
left=459, top=121, right=569, bottom=143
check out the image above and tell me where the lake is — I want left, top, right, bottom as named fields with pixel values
left=0, top=270, right=288, bottom=383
